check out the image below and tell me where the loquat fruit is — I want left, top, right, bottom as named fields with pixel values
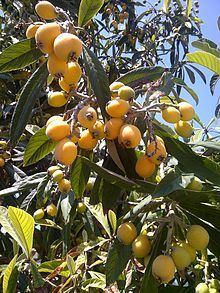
left=119, top=124, right=141, bottom=148
left=132, top=235, right=151, bottom=258
left=46, top=120, right=70, bottom=141
left=54, top=138, right=77, bottom=166
left=106, top=99, right=130, bottom=118
left=135, top=155, right=155, bottom=178
left=46, top=203, right=57, bottom=217
left=47, top=53, right=68, bottom=78
left=78, top=129, right=98, bottom=150
left=186, top=225, right=209, bottom=250
left=152, top=255, right=175, bottom=284
left=35, top=1, right=58, bottom=20
left=51, top=169, right=63, bottom=182
left=176, top=241, right=196, bottom=262
left=0, top=140, right=7, bottom=150
left=174, top=121, right=193, bottom=138
left=58, top=178, right=71, bottom=193
left=118, top=85, right=135, bottom=101
left=89, top=120, right=105, bottom=139
left=0, top=157, right=5, bottom=167
left=63, top=62, right=82, bottom=85
left=171, top=246, right=191, bottom=270
left=33, top=208, right=45, bottom=220
left=77, top=106, right=97, bottom=128
left=47, top=165, right=60, bottom=175
left=35, top=22, right=61, bottom=54
left=195, top=283, right=209, bottom=293
left=178, top=102, right=195, bottom=121
left=104, top=118, right=124, bottom=140
left=53, top=33, right=83, bottom=62
left=110, top=81, right=124, bottom=98
left=26, top=22, right=43, bottom=39
left=59, top=78, right=71, bottom=93
left=77, top=202, right=86, bottom=213
left=117, top=222, right=137, bottom=245
left=147, top=139, right=167, bottom=165
left=187, top=177, right=203, bottom=191
left=46, top=115, right=63, bottom=127
left=161, top=106, right=181, bottom=123
left=47, top=91, right=67, bottom=108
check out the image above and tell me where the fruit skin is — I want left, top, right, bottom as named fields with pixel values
left=48, top=91, right=67, bottom=108
left=46, top=115, right=63, bottom=127
left=89, top=120, right=105, bottom=139
left=195, top=283, right=209, bottom=293
left=46, top=204, right=57, bottom=217
left=77, top=106, right=97, bottom=128
left=59, top=78, right=71, bottom=93
left=117, top=222, right=137, bottom=245
left=187, top=177, right=203, bottom=191
left=77, top=202, right=86, bottom=213
left=209, top=279, right=220, bottom=290
left=106, top=99, right=130, bottom=118
left=33, top=208, right=45, bottom=220
left=47, top=54, right=68, bottom=78
left=119, top=124, right=141, bottom=148
left=78, top=129, right=98, bottom=150
left=0, top=157, right=5, bottom=167
left=147, top=140, right=167, bottom=165
left=46, top=120, right=70, bottom=141
left=52, top=169, right=63, bottom=183
left=35, top=1, right=57, bottom=20
left=162, top=106, right=180, bottom=123
left=177, top=241, right=196, bottom=262
left=171, top=246, right=191, bottom=270
left=178, top=102, right=195, bottom=121
left=0, top=140, right=7, bottom=150
left=174, top=121, right=193, bottom=138
left=26, top=22, right=43, bottom=39
left=187, top=225, right=209, bottom=250
left=35, top=22, right=61, bottom=54
left=85, top=178, right=95, bottom=192
left=209, top=289, right=218, bottom=293
left=152, top=255, right=175, bottom=284
left=110, top=82, right=124, bottom=98
left=135, top=155, right=155, bottom=178
left=63, top=62, right=82, bottom=85
left=58, top=179, right=71, bottom=193
left=54, top=33, right=83, bottom=62
left=132, top=235, right=151, bottom=258
left=54, top=138, right=77, bottom=166
left=104, top=118, right=124, bottom=140
left=118, top=85, right=135, bottom=101
left=48, top=165, right=60, bottom=175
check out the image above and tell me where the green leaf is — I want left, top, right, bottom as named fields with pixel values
left=189, top=141, right=220, bottom=151
left=70, top=156, right=91, bottom=199
left=38, top=260, right=69, bottom=277
left=66, top=255, right=76, bottom=276
left=84, top=197, right=111, bottom=237
left=23, top=127, right=57, bottom=166
left=81, top=278, right=106, bottom=290
left=163, top=0, right=171, bottom=13
left=10, top=62, right=48, bottom=145
left=106, top=239, right=132, bottom=286
left=192, top=40, right=220, bottom=58
left=3, top=254, right=17, bottom=293
left=117, top=66, right=164, bottom=87
left=187, top=51, right=220, bottom=76
left=173, top=77, right=199, bottom=104
left=35, top=219, right=62, bottom=230
left=0, top=39, right=42, bottom=73
left=159, top=287, right=194, bottom=293
left=30, top=260, right=45, bottom=288
left=0, top=207, right=34, bottom=257
left=83, top=46, right=110, bottom=118
left=210, top=74, right=220, bottom=95
left=108, top=210, right=117, bottom=234
left=185, top=0, right=192, bottom=17
left=78, top=0, right=104, bottom=27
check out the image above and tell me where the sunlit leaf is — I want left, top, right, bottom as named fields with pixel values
left=3, top=254, right=17, bottom=293
left=78, top=0, right=104, bottom=27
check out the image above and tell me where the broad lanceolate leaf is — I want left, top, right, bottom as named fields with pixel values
left=83, top=46, right=110, bottom=118
left=117, top=66, right=164, bottom=87
left=0, top=39, right=42, bottom=73
left=192, top=40, right=220, bottom=58
left=0, top=207, right=34, bottom=257
left=3, top=254, right=18, bottom=293
left=187, top=51, right=220, bottom=76
left=190, top=141, right=220, bottom=151
left=173, top=77, right=199, bottom=104
left=106, top=239, right=132, bottom=286
left=185, top=0, right=192, bottom=17
left=30, top=260, right=45, bottom=288
left=210, top=74, right=220, bottom=95
left=163, top=0, right=171, bottom=13
left=78, top=0, right=104, bottom=27
left=24, top=127, right=57, bottom=166
left=10, top=62, right=48, bottom=145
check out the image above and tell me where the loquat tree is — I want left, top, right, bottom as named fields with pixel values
left=0, top=0, right=220, bottom=292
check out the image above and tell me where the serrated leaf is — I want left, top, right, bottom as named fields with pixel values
left=24, top=127, right=57, bottom=166
left=108, top=210, right=117, bottom=234
left=84, top=197, right=111, bottom=237
left=117, top=66, right=164, bottom=87
left=192, top=40, right=220, bottom=58
left=3, top=254, right=17, bottom=293
left=187, top=51, right=220, bottom=76
left=83, top=46, right=110, bottom=118
left=106, top=239, right=132, bottom=286
left=78, top=0, right=104, bottom=27
left=10, top=62, right=48, bottom=145
left=173, top=77, right=199, bottom=104
left=0, top=39, right=42, bottom=73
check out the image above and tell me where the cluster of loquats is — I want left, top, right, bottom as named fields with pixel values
left=161, top=100, right=195, bottom=139
left=0, top=140, right=11, bottom=168
left=117, top=222, right=210, bottom=285
left=25, top=1, right=83, bottom=108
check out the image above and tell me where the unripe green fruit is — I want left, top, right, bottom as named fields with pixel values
left=187, top=177, right=203, bottom=191
left=33, top=208, right=45, bottom=220
left=195, top=283, right=209, bottom=293
left=48, top=165, right=60, bottom=175
left=52, top=169, right=63, bottom=183
left=0, top=140, right=8, bottom=150
left=209, top=279, right=220, bottom=290
left=77, top=202, right=86, bottom=213
left=118, top=85, right=135, bottom=101
left=46, top=204, right=57, bottom=217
